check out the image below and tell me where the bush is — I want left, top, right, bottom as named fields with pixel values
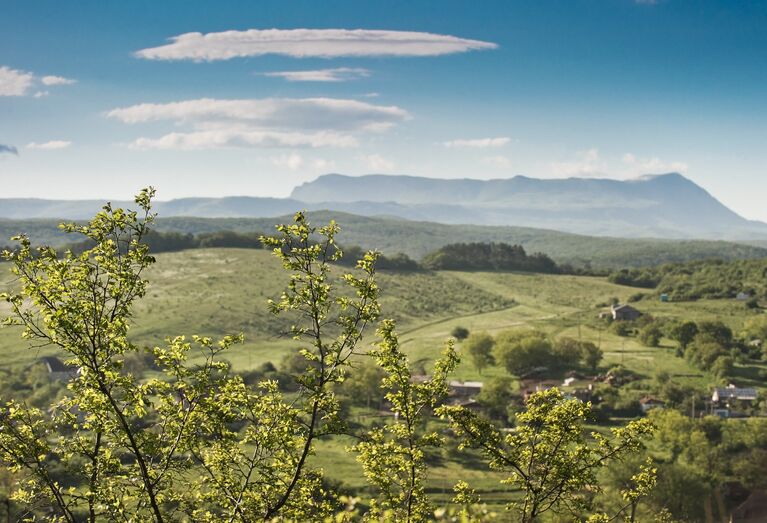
left=450, top=326, right=470, bottom=340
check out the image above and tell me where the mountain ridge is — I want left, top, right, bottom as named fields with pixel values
left=2, top=173, right=765, bottom=241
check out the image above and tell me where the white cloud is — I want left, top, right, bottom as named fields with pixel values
left=135, top=28, right=498, bottom=61
left=0, top=66, right=35, bottom=96
left=33, top=91, right=50, bottom=98
left=129, top=130, right=356, bottom=150
left=0, top=66, right=75, bottom=96
left=26, top=140, right=72, bottom=150
left=107, top=97, right=409, bottom=132
left=0, top=144, right=19, bottom=156
left=621, top=153, right=688, bottom=175
left=108, top=97, right=409, bottom=151
left=360, top=154, right=394, bottom=172
left=482, top=155, right=512, bottom=168
left=311, top=158, right=336, bottom=171
left=40, top=75, right=76, bottom=86
left=271, top=152, right=304, bottom=170
left=264, top=67, right=370, bottom=82
left=443, top=137, right=510, bottom=149
left=550, top=148, right=607, bottom=177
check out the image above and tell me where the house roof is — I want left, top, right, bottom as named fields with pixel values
left=713, top=387, right=758, bottom=400
left=449, top=380, right=483, bottom=388
left=639, top=396, right=665, bottom=405
left=40, top=356, right=69, bottom=373
left=612, top=304, right=639, bottom=313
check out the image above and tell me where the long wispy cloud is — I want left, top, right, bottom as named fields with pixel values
left=107, top=97, right=410, bottom=150
left=263, top=67, right=370, bottom=82
left=135, top=29, right=497, bottom=61
left=443, top=137, right=510, bottom=149
left=0, top=66, right=76, bottom=96
left=0, top=144, right=19, bottom=156
left=26, top=140, right=72, bottom=150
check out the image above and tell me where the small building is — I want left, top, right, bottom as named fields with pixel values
left=611, top=304, right=642, bottom=321
left=748, top=339, right=762, bottom=348
left=712, top=384, right=758, bottom=403
left=448, top=380, right=483, bottom=398
left=639, top=396, right=665, bottom=413
left=736, top=291, right=753, bottom=301
left=659, top=293, right=669, bottom=302
left=40, top=356, right=74, bottom=381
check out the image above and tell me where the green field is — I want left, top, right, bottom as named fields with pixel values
left=2, top=247, right=765, bottom=507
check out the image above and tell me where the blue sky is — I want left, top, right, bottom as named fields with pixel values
left=1, top=0, right=766, bottom=220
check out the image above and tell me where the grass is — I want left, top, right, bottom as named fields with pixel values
left=2, top=247, right=765, bottom=509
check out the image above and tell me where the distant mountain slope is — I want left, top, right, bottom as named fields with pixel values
left=4, top=212, right=766, bottom=270
left=2, top=173, right=767, bottom=240
left=290, top=173, right=767, bottom=240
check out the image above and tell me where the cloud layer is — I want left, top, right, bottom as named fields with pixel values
left=26, top=140, right=72, bottom=150
left=135, top=29, right=497, bottom=61
left=263, top=67, right=371, bottom=82
left=0, top=66, right=75, bottom=96
left=107, top=97, right=410, bottom=150
left=443, top=137, right=510, bottom=148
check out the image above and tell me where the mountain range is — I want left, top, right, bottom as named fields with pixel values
left=3, top=173, right=766, bottom=241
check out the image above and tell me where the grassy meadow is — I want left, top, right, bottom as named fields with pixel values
left=2, top=246, right=765, bottom=508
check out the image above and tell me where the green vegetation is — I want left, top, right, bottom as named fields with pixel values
left=2, top=195, right=767, bottom=521
left=609, top=258, right=767, bottom=300
left=422, top=242, right=560, bottom=273
left=5, top=211, right=767, bottom=269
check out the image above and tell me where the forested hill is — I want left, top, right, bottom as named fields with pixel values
left=2, top=212, right=767, bottom=270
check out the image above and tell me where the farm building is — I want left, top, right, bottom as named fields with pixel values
left=611, top=304, right=642, bottom=321
left=712, top=385, right=758, bottom=403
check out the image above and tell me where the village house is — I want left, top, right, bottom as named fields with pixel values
left=40, top=356, right=75, bottom=381
left=448, top=380, right=483, bottom=398
left=610, top=304, right=642, bottom=321
left=712, top=384, right=758, bottom=403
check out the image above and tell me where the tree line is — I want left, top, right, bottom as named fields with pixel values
left=608, top=258, right=767, bottom=301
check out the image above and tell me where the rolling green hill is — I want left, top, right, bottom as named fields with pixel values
left=3, top=212, right=766, bottom=270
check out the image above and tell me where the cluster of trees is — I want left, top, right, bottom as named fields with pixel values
left=640, top=409, right=767, bottom=521
left=0, top=193, right=656, bottom=522
left=421, top=242, right=561, bottom=273
left=462, top=329, right=603, bottom=377
left=609, top=258, right=767, bottom=302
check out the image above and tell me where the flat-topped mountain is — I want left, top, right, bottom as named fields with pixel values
left=290, top=173, right=767, bottom=240
left=2, top=173, right=766, bottom=240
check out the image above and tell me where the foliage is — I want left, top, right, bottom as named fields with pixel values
left=639, top=324, right=663, bottom=347
left=609, top=258, right=767, bottom=301
left=421, top=242, right=561, bottom=273
left=0, top=198, right=381, bottom=521
left=438, top=388, right=655, bottom=522
left=450, top=326, right=470, bottom=341
left=463, top=332, right=494, bottom=375
left=476, top=376, right=515, bottom=422
left=353, top=320, right=458, bottom=521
